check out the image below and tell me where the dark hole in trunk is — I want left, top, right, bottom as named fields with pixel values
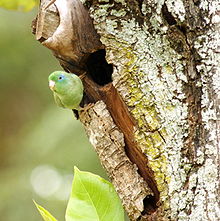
left=85, top=49, right=113, bottom=86
left=141, top=195, right=158, bottom=215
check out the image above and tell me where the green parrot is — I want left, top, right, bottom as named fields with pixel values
left=48, top=71, right=84, bottom=110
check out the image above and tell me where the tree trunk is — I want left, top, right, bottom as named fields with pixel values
left=33, top=0, right=220, bottom=220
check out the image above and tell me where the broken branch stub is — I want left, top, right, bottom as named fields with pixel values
left=34, top=0, right=103, bottom=74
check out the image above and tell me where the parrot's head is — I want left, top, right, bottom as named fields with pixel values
left=48, top=71, right=73, bottom=95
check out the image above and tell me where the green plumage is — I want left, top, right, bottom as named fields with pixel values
left=48, top=71, right=83, bottom=110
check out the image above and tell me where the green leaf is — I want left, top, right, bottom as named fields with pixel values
left=0, top=0, right=38, bottom=11
left=34, top=201, right=58, bottom=221
left=65, top=167, right=124, bottom=221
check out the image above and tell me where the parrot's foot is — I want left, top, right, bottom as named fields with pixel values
left=44, top=0, right=56, bottom=10
left=79, top=72, right=86, bottom=80
left=79, top=103, right=94, bottom=116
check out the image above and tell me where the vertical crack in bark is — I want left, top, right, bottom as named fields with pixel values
left=136, top=0, right=144, bottom=17
left=100, top=84, right=160, bottom=205
left=80, top=101, right=152, bottom=220
left=83, top=76, right=160, bottom=215
left=161, top=3, right=177, bottom=26
left=179, top=34, right=203, bottom=165
left=164, top=8, right=203, bottom=165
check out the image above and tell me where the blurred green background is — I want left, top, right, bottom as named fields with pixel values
left=0, top=7, right=107, bottom=221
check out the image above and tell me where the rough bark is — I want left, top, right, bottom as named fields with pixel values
left=33, top=0, right=220, bottom=220
left=80, top=101, right=153, bottom=219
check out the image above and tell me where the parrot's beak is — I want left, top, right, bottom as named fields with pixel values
left=49, top=80, right=55, bottom=90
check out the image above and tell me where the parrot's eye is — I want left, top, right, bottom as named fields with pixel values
left=58, top=76, right=63, bottom=80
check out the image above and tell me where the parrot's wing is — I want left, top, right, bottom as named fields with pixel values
left=54, top=93, right=65, bottom=108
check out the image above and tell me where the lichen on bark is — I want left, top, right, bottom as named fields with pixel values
left=82, top=0, right=220, bottom=220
